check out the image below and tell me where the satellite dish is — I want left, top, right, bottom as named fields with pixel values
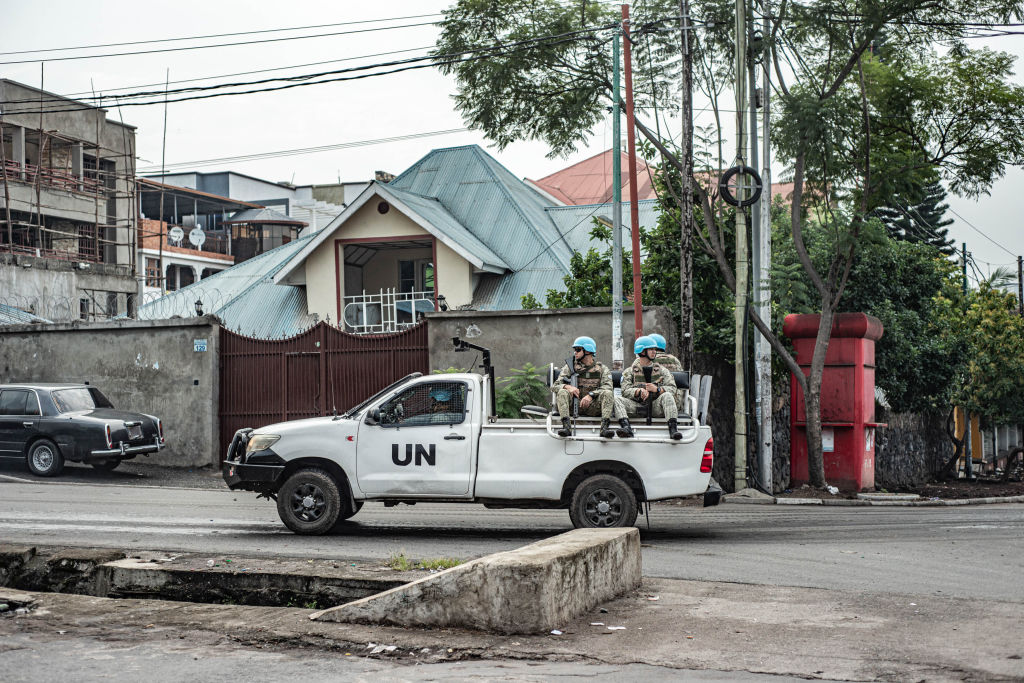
left=168, top=226, right=185, bottom=245
left=188, top=227, right=206, bottom=248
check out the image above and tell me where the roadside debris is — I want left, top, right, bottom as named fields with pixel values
left=550, top=629, right=563, bottom=635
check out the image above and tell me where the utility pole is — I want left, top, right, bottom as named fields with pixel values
left=679, top=0, right=695, bottom=370
left=733, top=0, right=750, bottom=492
left=1017, top=255, right=1022, bottom=316
left=622, top=2, right=644, bottom=336
left=962, top=241, right=973, bottom=480
left=611, top=29, right=624, bottom=371
left=753, top=5, right=773, bottom=493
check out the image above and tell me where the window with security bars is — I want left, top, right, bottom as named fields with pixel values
left=378, top=380, right=467, bottom=427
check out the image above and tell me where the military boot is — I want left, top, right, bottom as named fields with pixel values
left=557, top=417, right=572, bottom=437
left=667, top=418, right=682, bottom=440
left=616, top=418, right=635, bottom=438
left=599, top=419, right=616, bottom=438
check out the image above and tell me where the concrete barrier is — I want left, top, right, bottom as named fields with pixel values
left=310, top=527, right=642, bottom=634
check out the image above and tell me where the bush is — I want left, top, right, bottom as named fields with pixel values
left=495, top=362, right=550, bottom=418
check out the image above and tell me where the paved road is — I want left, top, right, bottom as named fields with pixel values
left=3, top=474, right=1023, bottom=602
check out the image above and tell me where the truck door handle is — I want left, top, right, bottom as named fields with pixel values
left=22, top=422, right=33, bottom=428
left=444, top=434, right=465, bottom=440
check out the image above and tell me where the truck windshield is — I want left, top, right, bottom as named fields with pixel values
left=51, top=388, right=97, bottom=413
left=343, top=372, right=423, bottom=418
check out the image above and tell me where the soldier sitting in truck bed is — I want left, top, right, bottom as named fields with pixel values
left=618, top=336, right=683, bottom=440
left=551, top=336, right=627, bottom=439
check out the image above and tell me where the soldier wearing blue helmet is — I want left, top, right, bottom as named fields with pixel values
left=647, top=333, right=683, bottom=372
left=617, top=335, right=682, bottom=439
left=551, top=336, right=620, bottom=438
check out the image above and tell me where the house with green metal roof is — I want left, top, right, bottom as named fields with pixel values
left=273, top=144, right=659, bottom=332
left=138, top=144, right=659, bottom=337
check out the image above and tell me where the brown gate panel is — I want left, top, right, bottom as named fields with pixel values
left=218, top=322, right=428, bottom=461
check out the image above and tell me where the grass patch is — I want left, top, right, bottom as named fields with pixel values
left=386, top=552, right=460, bottom=571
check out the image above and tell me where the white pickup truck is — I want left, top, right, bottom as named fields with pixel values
left=222, top=343, right=720, bottom=535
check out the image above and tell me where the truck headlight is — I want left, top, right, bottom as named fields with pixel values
left=246, top=434, right=280, bottom=453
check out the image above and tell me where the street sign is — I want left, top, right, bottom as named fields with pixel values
left=194, top=339, right=208, bottom=352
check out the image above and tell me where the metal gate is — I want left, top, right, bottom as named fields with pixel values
left=218, top=321, right=428, bottom=461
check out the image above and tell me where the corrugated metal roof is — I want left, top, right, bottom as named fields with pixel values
left=545, top=199, right=660, bottom=254
left=136, top=234, right=318, bottom=338
left=383, top=184, right=510, bottom=272
left=0, top=303, right=52, bottom=325
left=390, top=145, right=573, bottom=274
left=529, top=150, right=658, bottom=205
left=222, top=207, right=307, bottom=226
left=471, top=268, right=568, bottom=311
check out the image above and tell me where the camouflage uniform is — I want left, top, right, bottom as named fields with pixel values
left=551, top=358, right=616, bottom=419
left=655, top=350, right=687, bottom=413
left=617, top=358, right=679, bottom=418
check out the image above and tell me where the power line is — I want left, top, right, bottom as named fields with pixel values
left=0, top=20, right=439, bottom=66
left=135, top=128, right=470, bottom=173
left=0, top=13, right=443, bottom=57
left=947, top=207, right=1016, bottom=257
left=54, top=46, right=434, bottom=99
left=1, top=25, right=616, bottom=115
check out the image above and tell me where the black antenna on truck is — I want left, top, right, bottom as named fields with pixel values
left=452, top=337, right=496, bottom=420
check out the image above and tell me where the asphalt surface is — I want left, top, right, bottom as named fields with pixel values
left=2, top=462, right=1023, bottom=602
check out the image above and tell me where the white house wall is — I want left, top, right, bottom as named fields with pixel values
left=300, top=198, right=475, bottom=322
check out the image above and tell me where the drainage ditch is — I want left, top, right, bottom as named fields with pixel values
left=0, top=545, right=409, bottom=610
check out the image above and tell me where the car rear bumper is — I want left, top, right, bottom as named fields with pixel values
left=89, top=438, right=164, bottom=459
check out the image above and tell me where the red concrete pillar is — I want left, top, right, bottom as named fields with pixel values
left=783, top=313, right=884, bottom=491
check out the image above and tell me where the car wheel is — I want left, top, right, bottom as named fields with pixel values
left=91, top=459, right=121, bottom=472
left=276, top=468, right=341, bottom=535
left=569, top=474, right=638, bottom=529
left=26, top=439, right=65, bottom=477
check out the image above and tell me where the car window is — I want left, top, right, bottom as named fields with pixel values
left=378, top=381, right=467, bottom=427
left=51, top=388, right=97, bottom=413
left=87, top=387, right=114, bottom=409
left=24, top=391, right=40, bottom=416
left=0, top=390, right=28, bottom=416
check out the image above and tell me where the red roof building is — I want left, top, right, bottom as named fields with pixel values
left=527, top=150, right=658, bottom=206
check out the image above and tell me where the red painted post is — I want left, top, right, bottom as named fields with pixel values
left=622, top=3, right=643, bottom=336
left=783, top=313, right=885, bottom=491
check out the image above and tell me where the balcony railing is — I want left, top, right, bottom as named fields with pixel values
left=342, top=289, right=436, bottom=334
left=2, top=159, right=105, bottom=196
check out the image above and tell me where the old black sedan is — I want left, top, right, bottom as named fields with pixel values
left=0, top=383, right=164, bottom=477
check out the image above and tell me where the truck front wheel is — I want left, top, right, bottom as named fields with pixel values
left=569, top=474, right=638, bottom=528
left=277, top=468, right=341, bottom=535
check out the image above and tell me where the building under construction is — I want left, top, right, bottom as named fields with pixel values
left=0, top=78, right=137, bottom=322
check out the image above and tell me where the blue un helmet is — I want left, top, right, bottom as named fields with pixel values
left=430, top=388, right=452, bottom=402
left=572, top=336, right=597, bottom=354
left=634, top=335, right=658, bottom=356
left=648, top=333, right=668, bottom=351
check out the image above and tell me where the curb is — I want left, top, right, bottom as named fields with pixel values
left=725, top=494, right=1024, bottom=507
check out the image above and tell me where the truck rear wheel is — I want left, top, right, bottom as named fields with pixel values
left=569, top=474, right=638, bottom=528
left=276, top=468, right=341, bottom=535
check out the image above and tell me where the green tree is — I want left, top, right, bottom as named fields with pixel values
left=437, top=0, right=1024, bottom=488
left=872, top=180, right=955, bottom=254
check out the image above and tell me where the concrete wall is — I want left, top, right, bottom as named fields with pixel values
left=0, top=316, right=220, bottom=468
left=0, top=252, right=136, bottom=320
left=425, top=306, right=676, bottom=380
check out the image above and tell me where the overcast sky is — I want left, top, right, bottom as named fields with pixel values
left=2, top=0, right=1020, bottom=277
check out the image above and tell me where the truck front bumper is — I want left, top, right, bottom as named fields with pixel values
left=222, top=461, right=285, bottom=490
